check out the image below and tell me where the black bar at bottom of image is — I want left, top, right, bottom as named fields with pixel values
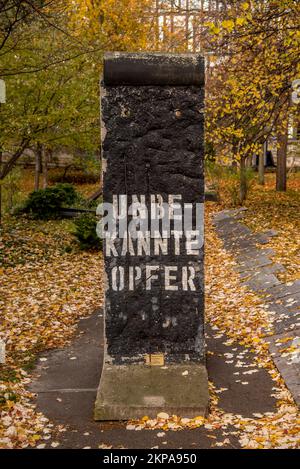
left=0, top=449, right=297, bottom=465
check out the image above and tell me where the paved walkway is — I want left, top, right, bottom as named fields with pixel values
left=213, top=208, right=300, bottom=407
left=29, top=310, right=276, bottom=449
left=27, top=207, right=299, bottom=449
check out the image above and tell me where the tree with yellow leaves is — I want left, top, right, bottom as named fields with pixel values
left=205, top=0, right=300, bottom=201
left=67, top=0, right=155, bottom=51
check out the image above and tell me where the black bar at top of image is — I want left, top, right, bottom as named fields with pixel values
left=103, top=52, right=205, bottom=86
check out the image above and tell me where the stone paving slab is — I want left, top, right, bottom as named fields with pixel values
left=213, top=207, right=247, bottom=222
left=223, top=238, right=260, bottom=251
left=266, top=303, right=299, bottom=316
left=263, top=229, right=278, bottom=238
left=217, top=230, right=253, bottom=245
left=243, top=273, right=281, bottom=292
left=236, top=248, right=275, bottom=262
left=235, top=256, right=273, bottom=273
left=264, top=303, right=300, bottom=335
left=265, top=330, right=300, bottom=407
left=279, top=293, right=300, bottom=310
left=237, top=245, right=274, bottom=258
left=218, top=224, right=252, bottom=237
left=264, top=281, right=300, bottom=300
left=273, top=313, right=300, bottom=336
left=252, top=233, right=271, bottom=245
left=221, top=234, right=271, bottom=253
left=239, top=263, right=285, bottom=280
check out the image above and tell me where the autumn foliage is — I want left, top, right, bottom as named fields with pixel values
left=205, top=0, right=300, bottom=200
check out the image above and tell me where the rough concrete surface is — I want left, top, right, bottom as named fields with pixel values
left=95, top=363, right=208, bottom=420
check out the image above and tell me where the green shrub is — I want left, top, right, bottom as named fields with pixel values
left=205, top=141, right=216, bottom=162
left=205, top=161, right=255, bottom=205
left=205, top=160, right=225, bottom=193
left=23, top=183, right=79, bottom=219
left=54, top=183, right=78, bottom=205
left=226, top=167, right=255, bottom=206
left=224, top=169, right=241, bottom=206
left=73, top=214, right=102, bottom=250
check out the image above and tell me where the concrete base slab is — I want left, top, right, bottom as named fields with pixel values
left=94, top=363, right=208, bottom=421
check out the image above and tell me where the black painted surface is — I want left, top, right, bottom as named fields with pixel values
left=102, top=56, right=204, bottom=364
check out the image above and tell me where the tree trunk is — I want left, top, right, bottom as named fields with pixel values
left=258, top=142, right=266, bottom=185
left=42, top=145, right=48, bottom=189
left=231, top=141, right=238, bottom=172
left=239, top=156, right=247, bottom=204
left=34, top=145, right=42, bottom=191
left=8, top=183, right=13, bottom=212
left=0, top=139, right=30, bottom=224
left=276, top=125, right=288, bottom=191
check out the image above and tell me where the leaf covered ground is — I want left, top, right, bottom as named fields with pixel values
left=0, top=171, right=299, bottom=449
left=242, top=174, right=300, bottom=283
left=0, top=173, right=103, bottom=448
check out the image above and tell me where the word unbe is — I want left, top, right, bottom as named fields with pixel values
left=97, top=194, right=204, bottom=240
